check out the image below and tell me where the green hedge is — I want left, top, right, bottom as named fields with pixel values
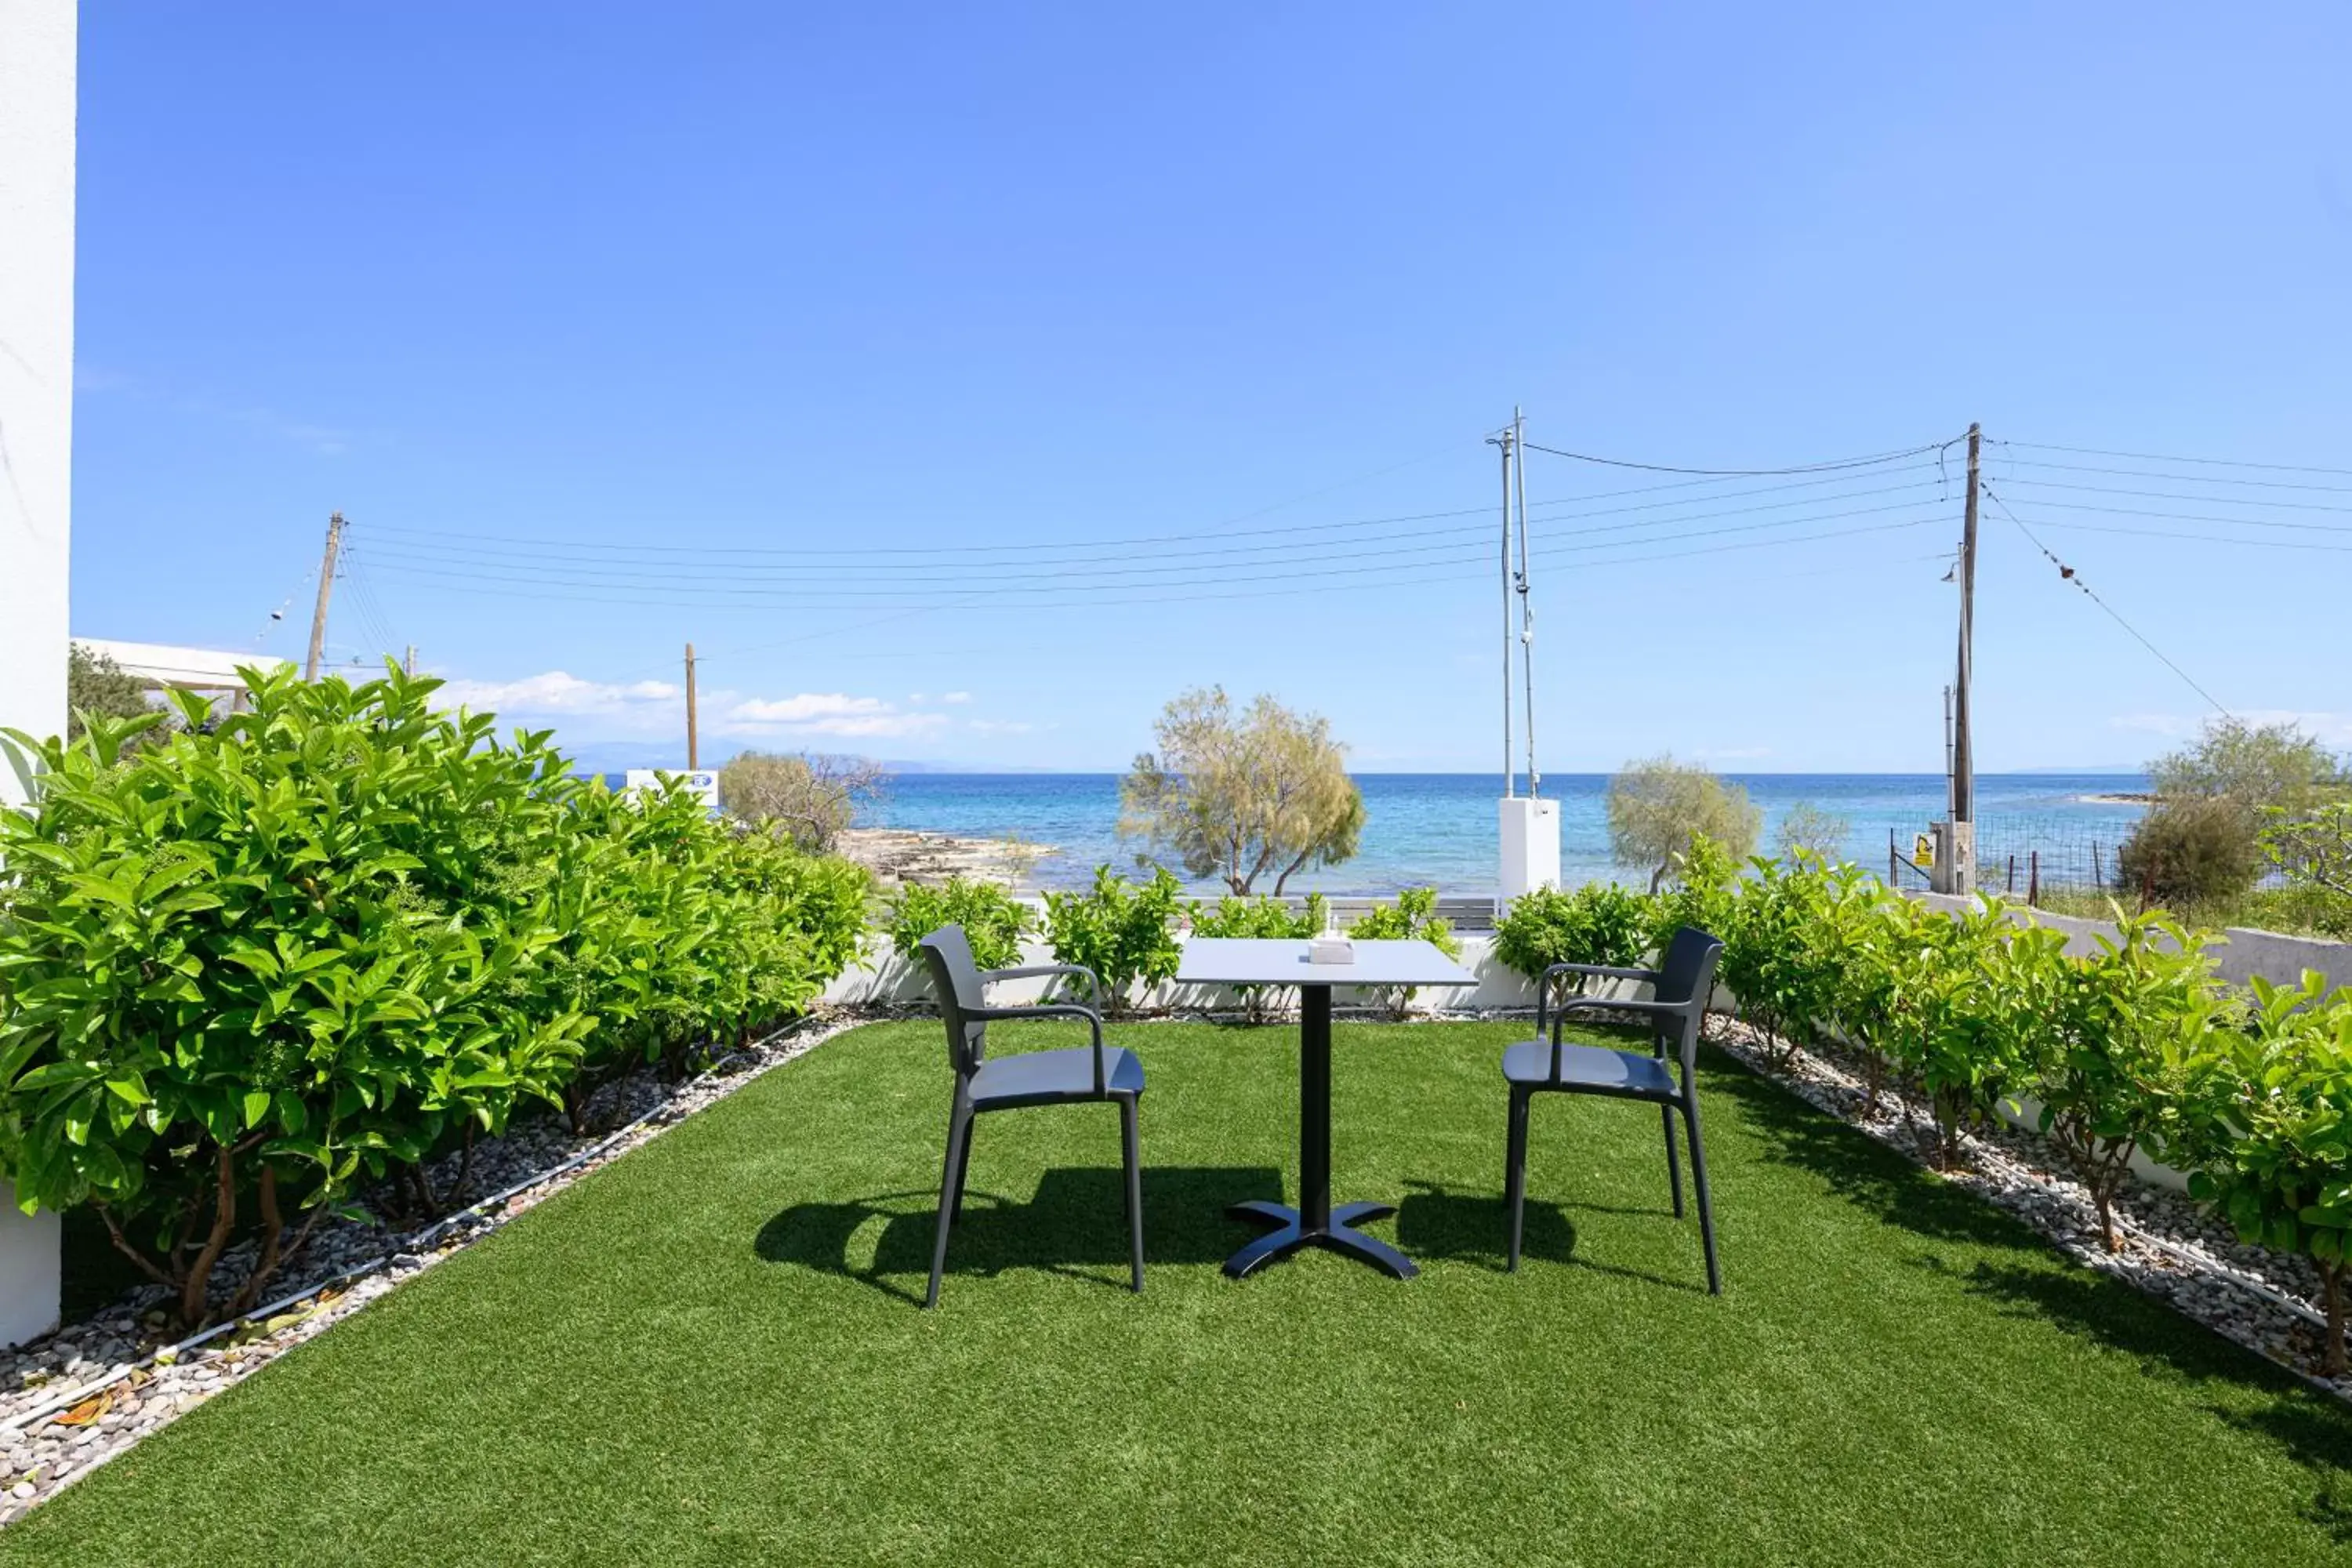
left=0, top=666, right=867, bottom=1327
left=1497, top=847, right=2352, bottom=1375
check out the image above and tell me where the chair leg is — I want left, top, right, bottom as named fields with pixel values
left=1682, top=1096, right=1722, bottom=1296
left=950, top=1112, right=975, bottom=1222
left=1661, top=1102, right=1685, bottom=1219
left=927, top=1098, right=972, bottom=1310
left=1505, top=1088, right=1531, bottom=1272
left=1120, top=1095, right=1144, bottom=1295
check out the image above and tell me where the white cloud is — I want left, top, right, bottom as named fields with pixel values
left=940, top=691, right=974, bottom=705
left=434, top=671, right=942, bottom=741
left=435, top=671, right=679, bottom=714
left=728, top=693, right=891, bottom=724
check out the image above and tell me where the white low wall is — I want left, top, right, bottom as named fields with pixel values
left=823, top=933, right=1617, bottom=1014
left=1909, top=892, right=2352, bottom=995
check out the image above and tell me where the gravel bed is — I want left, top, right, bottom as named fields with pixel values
left=0, top=1011, right=860, bottom=1526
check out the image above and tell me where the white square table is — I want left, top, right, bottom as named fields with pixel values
left=1174, top=937, right=1479, bottom=1279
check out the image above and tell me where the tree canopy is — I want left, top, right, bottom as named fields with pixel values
left=2149, top=717, right=2344, bottom=817
left=66, top=642, right=156, bottom=742
left=1606, top=753, right=1761, bottom=891
left=717, top=751, right=884, bottom=851
left=1118, top=687, right=1363, bottom=895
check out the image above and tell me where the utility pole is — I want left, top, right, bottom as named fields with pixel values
left=403, top=644, right=417, bottom=677
left=684, top=641, right=700, bottom=771
left=1513, top=406, right=1537, bottom=797
left=1494, top=423, right=1515, bottom=796
left=1943, top=423, right=1981, bottom=894
left=303, top=512, right=345, bottom=681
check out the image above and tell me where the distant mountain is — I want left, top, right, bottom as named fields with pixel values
left=2005, top=764, right=2149, bottom=776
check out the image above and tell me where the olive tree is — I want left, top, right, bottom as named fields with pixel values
left=1118, top=687, right=1363, bottom=895
left=717, top=750, right=885, bottom=851
left=1773, top=801, right=1849, bottom=864
left=66, top=642, right=160, bottom=742
left=1606, top=754, right=1760, bottom=892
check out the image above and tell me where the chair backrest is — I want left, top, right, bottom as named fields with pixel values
left=1651, top=924, right=1725, bottom=1076
left=916, top=925, right=989, bottom=1076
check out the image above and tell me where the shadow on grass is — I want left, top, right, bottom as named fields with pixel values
left=1716, top=1044, right=2352, bottom=1543
left=1393, top=1180, right=1708, bottom=1294
left=1704, top=1047, right=2040, bottom=1252
left=1394, top=1181, right=1570, bottom=1272
left=755, top=1165, right=1284, bottom=1305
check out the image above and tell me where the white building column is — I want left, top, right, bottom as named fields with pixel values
left=1498, top=795, right=1560, bottom=906
left=0, top=0, right=78, bottom=1348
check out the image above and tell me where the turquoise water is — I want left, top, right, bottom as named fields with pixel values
left=869, top=773, right=2149, bottom=896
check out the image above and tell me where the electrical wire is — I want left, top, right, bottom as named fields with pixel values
left=358, top=507, right=1951, bottom=603
left=1981, top=485, right=2231, bottom=717
left=2001, top=440, right=2352, bottom=479
left=354, top=488, right=1954, bottom=591
left=354, top=459, right=1949, bottom=565
left=1994, top=455, right=2352, bottom=496
left=1519, top=437, right=1958, bottom=477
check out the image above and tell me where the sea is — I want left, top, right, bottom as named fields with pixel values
left=862, top=772, right=2151, bottom=897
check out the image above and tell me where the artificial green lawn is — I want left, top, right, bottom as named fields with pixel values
left=7, top=1018, right=2352, bottom=1566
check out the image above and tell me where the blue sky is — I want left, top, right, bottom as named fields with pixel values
left=66, top=4, right=2352, bottom=772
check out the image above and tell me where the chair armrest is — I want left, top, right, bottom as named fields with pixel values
left=1547, top=993, right=1687, bottom=1042
left=971, top=1003, right=1109, bottom=1093
left=985, top=963, right=1105, bottom=1009
left=1535, top=962, right=1659, bottom=1038
left=1541, top=962, right=1657, bottom=984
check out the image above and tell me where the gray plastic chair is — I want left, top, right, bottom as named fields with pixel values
left=916, top=924, right=1145, bottom=1308
left=1503, top=925, right=1726, bottom=1293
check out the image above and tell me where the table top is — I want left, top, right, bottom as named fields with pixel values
left=1175, top=937, right=1479, bottom=988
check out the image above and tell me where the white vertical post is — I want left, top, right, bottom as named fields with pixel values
left=1498, top=797, right=1560, bottom=906
left=0, top=0, right=78, bottom=1348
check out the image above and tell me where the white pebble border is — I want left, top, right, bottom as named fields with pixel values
left=0, top=1003, right=2342, bottom=1528
left=0, top=1011, right=860, bottom=1526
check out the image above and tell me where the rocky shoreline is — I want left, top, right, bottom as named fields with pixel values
left=836, top=827, right=1054, bottom=890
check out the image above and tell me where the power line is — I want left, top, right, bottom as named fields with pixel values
left=1519, top=437, right=1958, bottom=476
left=1994, top=456, right=2352, bottom=496
left=353, top=459, right=1949, bottom=565
left=2001, top=440, right=2352, bottom=479
left=353, top=485, right=1954, bottom=589
left=359, top=506, right=1950, bottom=603
left=1992, top=476, right=2352, bottom=517
left=1981, top=485, right=2231, bottom=717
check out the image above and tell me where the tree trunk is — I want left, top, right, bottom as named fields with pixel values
left=180, top=1147, right=238, bottom=1327
left=2326, top=1264, right=2347, bottom=1380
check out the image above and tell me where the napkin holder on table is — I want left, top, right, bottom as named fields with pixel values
left=1307, top=935, right=1354, bottom=965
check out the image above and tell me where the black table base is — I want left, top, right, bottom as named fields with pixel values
left=1223, top=983, right=1417, bottom=1281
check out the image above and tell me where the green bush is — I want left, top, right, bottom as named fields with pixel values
left=2114, top=797, right=2260, bottom=910
left=1712, top=853, right=1854, bottom=1070
left=886, top=877, right=1029, bottom=972
left=1043, top=867, right=1184, bottom=1016
left=2176, top=973, right=2352, bottom=1374
left=0, top=666, right=865, bottom=1327
left=1491, top=882, right=1651, bottom=1000
left=1997, top=912, right=2229, bottom=1250
left=1190, top=894, right=1324, bottom=1022
left=1346, top=887, right=1461, bottom=1020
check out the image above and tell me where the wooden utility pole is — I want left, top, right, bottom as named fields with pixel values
left=684, top=641, right=700, bottom=770
left=303, top=512, right=345, bottom=681
left=1945, top=423, right=1981, bottom=893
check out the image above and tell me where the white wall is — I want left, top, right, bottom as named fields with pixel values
left=0, top=0, right=78, bottom=1347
